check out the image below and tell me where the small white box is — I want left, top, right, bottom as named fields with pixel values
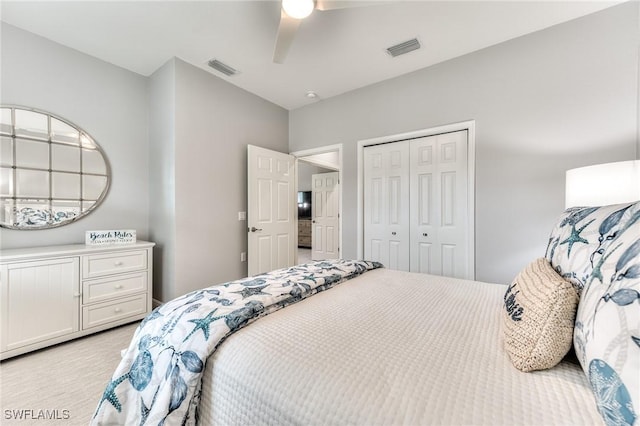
left=85, top=230, right=137, bottom=246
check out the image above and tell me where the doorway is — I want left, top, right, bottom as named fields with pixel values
left=291, top=144, right=343, bottom=264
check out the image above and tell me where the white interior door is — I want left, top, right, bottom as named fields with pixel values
left=311, top=172, right=340, bottom=260
left=363, top=142, right=410, bottom=271
left=410, top=130, right=469, bottom=278
left=247, top=145, right=296, bottom=276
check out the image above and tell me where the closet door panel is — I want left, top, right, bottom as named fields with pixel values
left=435, top=131, right=469, bottom=278
left=369, top=239, right=383, bottom=264
left=388, top=240, right=402, bottom=270
left=441, top=244, right=457, bottom=278
left=364, top=142, right=409, bottom=271
left=440, top=172, right=456, bottom=226
left=410, top=130, right=469, bottom=277
left=410, top=135, right=439, bottom=274
left=388, top=176, right=402, bottom=225
left=370, top=177, right=383, bottom=224
left=417, top=242, right=433, bottom=274
left=364, top=168, right=386, bottom=265
left=418, top=174, right=433, bottom=226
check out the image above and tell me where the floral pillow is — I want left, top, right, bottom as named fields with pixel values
left=546, top=201, right=639, bottom=426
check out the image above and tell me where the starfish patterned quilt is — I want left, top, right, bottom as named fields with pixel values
left=91, top=259, right=382, bottom=425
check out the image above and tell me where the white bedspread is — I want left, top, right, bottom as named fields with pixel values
left=199, top=268, right=603, bottom=425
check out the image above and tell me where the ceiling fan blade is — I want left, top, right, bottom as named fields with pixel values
left=273, top=10, right=302, bottom=64
left=315, top=0, right=386, bottom=11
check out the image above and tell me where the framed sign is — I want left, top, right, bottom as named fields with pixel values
left=85, top=230, right=136, bottom=246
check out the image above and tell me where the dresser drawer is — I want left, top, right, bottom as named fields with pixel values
left=82, top=294, right=147, bottom=330
left=83, top=272, right=147, bottom=304
left=298, top=235, right=312, bottom=247
left=299, top=220, right=311, bottom=231
left=83, top=249, right=147, bottom=279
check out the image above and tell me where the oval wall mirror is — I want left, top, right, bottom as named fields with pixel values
left=0, top=106, right=111, bottom=229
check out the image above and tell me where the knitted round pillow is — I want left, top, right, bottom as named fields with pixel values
left=503, top=258, right=578, bottom=372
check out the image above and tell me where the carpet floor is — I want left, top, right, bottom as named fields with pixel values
left=0, top=322, right=138, bottom=426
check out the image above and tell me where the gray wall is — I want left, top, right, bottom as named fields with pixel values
left=148, top=59, right=176, bottom=303
left=289, top=3, right=639, bottom=284
left=2, top=3, right=637, bottom=293
left=160, top=58, right=288, bottom=300
left=0, top=23, right=149, bottom=248
left=0, top=25, right=288, bottom=301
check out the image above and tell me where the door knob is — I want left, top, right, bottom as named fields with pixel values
left=249, top=227, right=263, bottom=232
left=391, top=231, right=397, bottom=235
left=423, top=233, right=428, bottom=237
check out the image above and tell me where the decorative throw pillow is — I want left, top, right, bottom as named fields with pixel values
left=546, top=201, right=639, bottom=426
left=502, top=258, right=578, bottom=372
left=545, top=202, right=638, bottom=296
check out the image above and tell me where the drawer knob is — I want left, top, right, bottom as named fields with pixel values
left=114, top=284, right=123, bottom=289
left=114, top=261, right=124, bottom=266
left=114, top=307, right=122, bottom=313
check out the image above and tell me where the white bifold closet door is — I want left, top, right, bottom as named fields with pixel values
left=363, top=142, right=410, bottom=271
left=364, top=130, right=469, bottom=278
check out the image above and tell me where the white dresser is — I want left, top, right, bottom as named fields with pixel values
left=0, top=241, right=154, bottom=360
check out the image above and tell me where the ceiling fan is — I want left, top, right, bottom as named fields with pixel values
left=273, top=0, right=375, bottom=64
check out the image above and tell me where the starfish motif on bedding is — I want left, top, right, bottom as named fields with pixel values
left=92, top=259, right=384, bottom=425
left=560, top=221, right=593, bottom=256
left=183, top=309, right=225, bottom=342
left=233, top=284, right=270, bottom=299
left=315, top=262, right=344, bottom=271
left=95, top=373, right=129, bottom=414
left=300, top=273, right=319, bottom=283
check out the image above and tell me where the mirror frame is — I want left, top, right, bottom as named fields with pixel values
left=0, top=105, right=111, bottom=230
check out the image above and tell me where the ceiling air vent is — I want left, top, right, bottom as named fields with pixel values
left=207, top=59, right=238, bottom=76
left=386, top=38, right=421, bottom=57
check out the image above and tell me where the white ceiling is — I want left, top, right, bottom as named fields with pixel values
left=0, top=0, right=623, bottom=110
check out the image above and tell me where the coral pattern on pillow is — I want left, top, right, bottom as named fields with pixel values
left=546, top=201, right=639, bottom=426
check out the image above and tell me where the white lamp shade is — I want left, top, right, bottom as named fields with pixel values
left=565, top=160, right=640, bottom=208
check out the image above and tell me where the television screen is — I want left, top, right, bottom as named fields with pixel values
left=298, top=191, right=312, bottom=218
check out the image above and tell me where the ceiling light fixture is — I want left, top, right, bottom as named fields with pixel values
left=282, top=0, right=315, bottom=19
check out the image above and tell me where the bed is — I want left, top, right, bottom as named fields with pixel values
left=198, top=268, right=601, bottom=425
left=92, top=201, right=639, bottom=426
